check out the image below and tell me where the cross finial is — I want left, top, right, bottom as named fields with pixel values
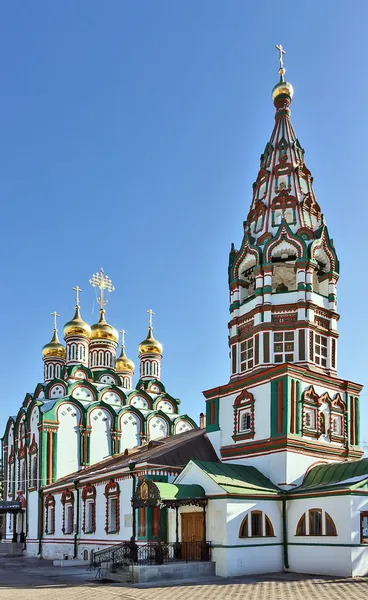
left=120, top=329, right=127, bottom=347
left=147, top=309, right=155, bottom=329
left=51, top=311, right=60, bottom=332
left=72, top=285, right=82, bottom=307
left=89, top=267, right=115, bottom=310
left=275, top=44, right=286, bottom=71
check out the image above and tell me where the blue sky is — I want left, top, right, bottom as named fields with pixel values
left=1, top=1, right=368, bottom=442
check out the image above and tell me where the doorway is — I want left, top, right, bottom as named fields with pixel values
left=181, top=512, right=204, bottom=560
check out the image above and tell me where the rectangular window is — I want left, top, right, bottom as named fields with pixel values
left=85, top=502, right=94, bottom=534
left=239, top=410, right=251, bottom=432
left=108, top=498, right=118, bottom=533
left=309, top=509, right=322, bottom=535
left=30, top=455, right=37, bottom=488
left=65, top=504, right=73, bottom=534
left=251, top=512, right=262, bottom=536
left=240, top=338, right=254, bottom=371
left=274, top=331, right=294, bottom=363
left=305, top=409, right=316, bottom=430
left=19, top=460, right=25, bottom=492
left=315, top=334, right=328, bottom=367
left=332, top=415, right=343, bottom=436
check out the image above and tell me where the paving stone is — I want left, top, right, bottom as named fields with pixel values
left=1, top=558, right=368, bottom=600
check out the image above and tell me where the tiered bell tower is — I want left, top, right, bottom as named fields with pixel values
left=204, top=47, right=362, bottom=487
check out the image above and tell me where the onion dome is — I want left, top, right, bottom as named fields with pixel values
left=64, top=306, right=91, bottom=339
left=138, top=326, right=163, bottom=356
left=116, top=345, right=135, bottom=372
left=42, top=329, right=66, bottom=359
left=91, top=310, right=119, bottom=343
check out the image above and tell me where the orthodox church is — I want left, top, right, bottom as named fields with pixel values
left=2, top=48, right=368, bottom=580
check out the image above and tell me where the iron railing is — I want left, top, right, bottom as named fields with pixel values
left=92, top=540, right=211, bottom=570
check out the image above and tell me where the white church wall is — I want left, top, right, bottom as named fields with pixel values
left=56, top=403, right=82, bottom=479
left=350, top=495, right=368, bottom=577
left=212, top=498, right=283, bottom=577
left=287, top=495, right=352, bottom=576
left=88, top=408, right=112, bottom=464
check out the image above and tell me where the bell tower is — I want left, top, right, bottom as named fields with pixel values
left=204, top=47, right=362, bottom=487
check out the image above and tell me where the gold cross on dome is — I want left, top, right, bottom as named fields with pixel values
left=147, top=308, right=155, bottom=328
left=89, top=267, right=115, bottom=309
left=72, top=285, right=82, bottom=307
left=275, top=44, right=286, bottom=70
left=120, top=329, right=127, bottom=347
left=51, top=311, right=60, bottom=331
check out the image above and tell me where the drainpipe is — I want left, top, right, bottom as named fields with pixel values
left=73, top=479, right=80, bottom=559
left=37, top=430, right=44, bottom=557
left=282, top=493, right=289, bottom=569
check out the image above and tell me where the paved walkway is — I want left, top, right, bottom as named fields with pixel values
left=1, top=557, right=368, bottom=599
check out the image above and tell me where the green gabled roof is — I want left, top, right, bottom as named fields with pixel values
left=293, top=458, right=368, bottom=494
left=192, top=461, right=280, bottom=496
left=156, top=483, right=205, bottom=500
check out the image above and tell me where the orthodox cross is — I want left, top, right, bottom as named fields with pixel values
left=89, top=268, right=115, bottom=309
left=275, top=44, right=286, bottom=70
left=120, top=329, right=127, bottom=347
left=51, top=311, right=60, bottom=332
left=72, top=285, right=82, bottom=307
left=147, top=309, right=155, bottom=328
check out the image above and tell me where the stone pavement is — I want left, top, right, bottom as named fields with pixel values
left=1, top=557, right=368, bottom=600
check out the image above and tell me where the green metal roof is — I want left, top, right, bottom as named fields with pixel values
left=293, top=457, right=368, bottom=494
left=192, top=461, right=280, bottom=496
left=155, top=482, right=206, bottom=501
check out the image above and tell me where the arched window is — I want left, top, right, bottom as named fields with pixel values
left=239, top=511, right=274, bottom=538
left=106, top=353, right=111, bottom=367
left=98, top=351, right=104, bottom=366
left=55, top=365, right=60, bottom=378
left=240, top=412, right=251, bottom=432
left=296, top=509, right=337, bottom=536
left=71, top=344, right=76, bottom=360
left=45, top=494, right=55, bottom=535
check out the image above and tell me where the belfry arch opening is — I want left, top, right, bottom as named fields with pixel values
left=270, top=241, right=297, bottom=293
left=239, top=254, right=257, bottom=303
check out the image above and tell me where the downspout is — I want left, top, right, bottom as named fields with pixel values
left=73, top=479, right=80, bottom=559
left=282, top=493, right=289, bottom=570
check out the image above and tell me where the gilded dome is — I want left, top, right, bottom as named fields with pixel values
left=138, top=327, right=163, bottom=356
left=42, top=330, right=66, bottom=359
left=91, top=310, right=119, bottom=343
left=272, top=79, right=294, bottom=103
left=116, top=346, right=135, bottom=373
left=64, top=306, right=91, bottom=339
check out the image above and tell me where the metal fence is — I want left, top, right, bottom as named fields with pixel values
left=92, top=540, right=211, bottom=570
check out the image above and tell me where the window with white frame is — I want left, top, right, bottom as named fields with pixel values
left=240, top=338, right=254, bottom=371
left=240, top=411, right=251, bottom=432
left=85, top=501, right=94, bottom=534
left=332, top=415, right=343, bottom=436
left=274, top=331, right=294, bottom=363
left=108, top=498, right=118, bottom=533
left=304, top=408, right=316, bottom=430
left=19, top=460, right=25, bottom=492
left=65, top=504, right=74, bottom=534
left=315, top=334, right=328, bottom=367
left=30, top=454, right=37, bottom=488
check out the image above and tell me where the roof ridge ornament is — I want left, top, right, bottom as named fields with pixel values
left=272, top=44, right=294, bottom=104
left=275, top=44, right=286, bottom=81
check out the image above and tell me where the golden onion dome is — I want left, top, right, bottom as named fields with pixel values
left=116, top=345, right=135, bottom=373
left=138, top=326, right=163, bottom=356
left=272, top=78, right=294, bottom=103
left=63, top=306, right=91, bottom=339
left=42, top=330, right=66, bottom=359
left=90, top=310, right=119, bottom=343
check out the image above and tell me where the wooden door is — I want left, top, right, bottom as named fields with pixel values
left=181, top=512, right=204, bottom=560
